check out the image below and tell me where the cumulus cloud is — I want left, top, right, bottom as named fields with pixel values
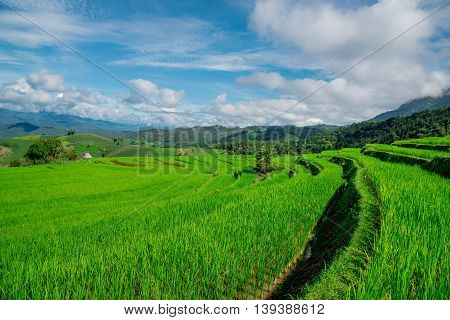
left=213, top=93, right=227, bottom=106
left=234, top=64, right=450, bottom=124
left=127, top=79, right=185, bottom=107
left=224, top=0, right=450, bottom=125
left=250, top=0, right=433, bottom=60
left=209, top=97, right=323, bottom=127
left=26, top=70, right=65, bottom=91
left=0, top=71, right=190, bottom=126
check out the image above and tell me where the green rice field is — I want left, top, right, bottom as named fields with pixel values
left=0, top=136, right=449, bottom=300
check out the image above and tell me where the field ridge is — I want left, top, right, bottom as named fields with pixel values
left=267, top=156, right=380, bottom=299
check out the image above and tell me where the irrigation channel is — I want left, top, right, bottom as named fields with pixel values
left=263, top=157, right=380, bottom=299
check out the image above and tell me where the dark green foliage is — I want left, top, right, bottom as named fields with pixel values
left=65, top=148, right=78, bottom=161
left=392, top=143, right=449, bottom=151
left=296, top=158, right=321, bottom=176
left=233, top=170, right=242, bottom=180
left=361, top=149, right=429, bottom=167
left=288, top=168, right=296, bottom=179
left=9, top=159, right=22, bottom=167
left=302, top=107, right=449, bottom=153
left=206, top=107, right=449, bottom=156
left=424, top=156, right=450, bottom=178
left=25, top=138, right=66, bottom=164
left=255, top=144, right=274, bottom=175
left=67, top=129, right=76, bottom=135
left=135, top=124, right=336, bottom=149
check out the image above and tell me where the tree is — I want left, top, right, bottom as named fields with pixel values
left=67, top=129, right=76, bottom=135
left=255, top=143, right=274, bottom=175
left=25, top=138, right=66, bottom=164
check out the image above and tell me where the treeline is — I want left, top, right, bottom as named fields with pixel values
left=302, top=107, right=449, bottom=153
left=135, top=124, right=336, bottom=148
left=217, top=107, right=450, bottom=155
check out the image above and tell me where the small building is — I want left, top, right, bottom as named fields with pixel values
left=82, top=152, right=93, bottom=159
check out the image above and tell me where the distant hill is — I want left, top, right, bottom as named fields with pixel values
left=135, top=124, right=337, bottom=147
left=0, top=108, right=138, bottom=138
left=302, top=107, right=450, bottom=153
left=372, top=89, right=450, bottom=121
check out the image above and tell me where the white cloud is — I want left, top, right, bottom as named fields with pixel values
left=0, top=1, right=219, bottom=54
left=236, top=72, right=286, bottom=89
left=1, top=0, right=448, bottom=127
left=213, top=93, right=227, bottom=106
left=0, top=71, right=190, bottom=126
left=26, top=70, right=65, bottom=91
left=250, top=0, right=433, bottom=60
left=234, top=65, right=450, bottom=124
left=209, top=97, right=323, bottom=127
left=231, top=0, right=450, bottom=124
left=127, top=79, right=185, bottom=107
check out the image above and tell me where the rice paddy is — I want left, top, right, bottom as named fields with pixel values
left=0, top=136, right=448, bottom=300
left=0, top=154, right=344, bottom=299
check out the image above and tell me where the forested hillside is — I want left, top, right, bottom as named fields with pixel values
left=212, top=107, right=449, bottom=154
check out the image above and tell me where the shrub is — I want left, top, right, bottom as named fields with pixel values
left=65, top=149, right=78, bottom=161
left=9, top=159, right=22, bottom=167
left=255, top=144, right=274, bottom=175
left=25, top=138, right=66, bottom=164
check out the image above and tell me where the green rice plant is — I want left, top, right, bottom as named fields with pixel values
left=392, top=136, right=450, bottom=151
left=0, top=155, right=344, bottom=299
left=364, top=144, right=446, bottom=160
left=393, top=135, right=450, bottom=146
left=296, top=154, right=380, bottom=299
left=326, top=149, right=450, bottom=299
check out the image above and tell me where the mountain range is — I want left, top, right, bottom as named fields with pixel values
left=1, top=89, right=449, bottom=139
left=372, top=89, right=450, bottom=121
left=0, top=109, right=138, bottom=138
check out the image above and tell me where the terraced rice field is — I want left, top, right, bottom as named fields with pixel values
left=393, top=135, right=450, bottom=146
left=0, top=154, right=344, bottom=299
left=0, top=136, right=448, bottom=300
left=321, top=148, right=449, bottom=299
left=364, top=144, right=446, bottom=160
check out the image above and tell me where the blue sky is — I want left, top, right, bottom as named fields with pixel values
left=0, top=0, right=449, bottom=127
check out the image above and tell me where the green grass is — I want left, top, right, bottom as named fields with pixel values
left=62, top=134, right=117, bottom=157
left=314, top=149, right=449, bottom=299
left=393, top=135, right=450, bottom=146
left=0, top=138, right=35, bottom=165
left=0, top=155, right=344, bottom=299
left=1, top=136, right=449, bottom=300
left=365, top=144, right=446, bottom=160
left=107, top=145, right=177, bottom=157
left=298, top=154, right=380, bottom=299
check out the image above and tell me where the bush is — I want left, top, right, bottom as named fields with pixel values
left=25, top=138, right=66, bottom=164
left=255, top=144, right=274, bottom=175
left=9, top=159, right=22, bottom=167
left=65, top=149, right=78, bottom=161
